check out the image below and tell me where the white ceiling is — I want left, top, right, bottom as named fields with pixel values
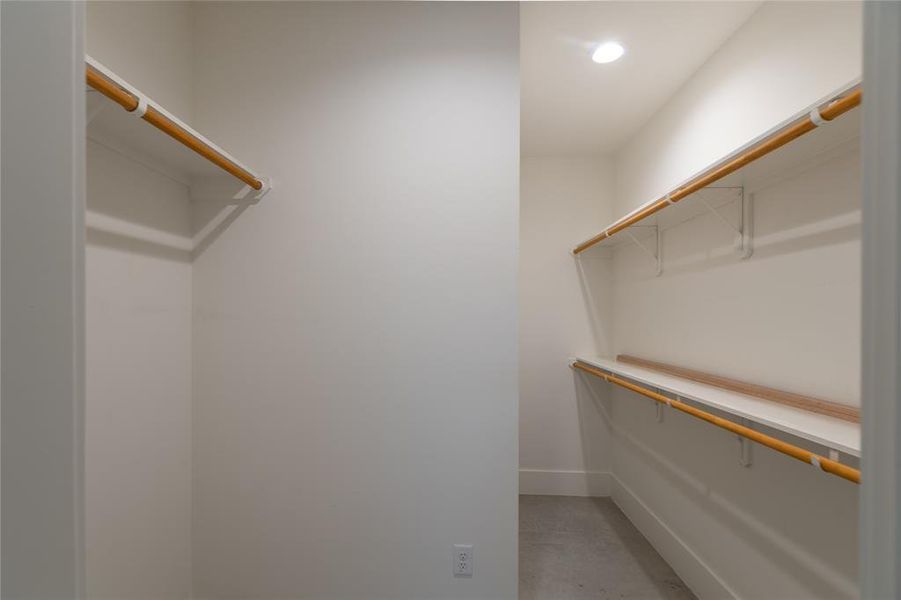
left=521, top=1, right=762, bottom=157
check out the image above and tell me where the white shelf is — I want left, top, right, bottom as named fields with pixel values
left=581, top=81, right=860, bottom=253
left=88, top=93, right=214, bottom=185
left=575, top=356, right=860, bottom=457
left=85, top=56, right=261, bottom=190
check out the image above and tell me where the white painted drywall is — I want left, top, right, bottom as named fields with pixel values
left=86, top=1, right=195, bottom=123
left=598, top=148, right=861, bottom=599
left=1, top=1, right=86, bottom=597
left=519, top=157, right=614, bottom=496
left=84, top=4, right=194, bottom=598
left=601, top=379, right=859, bottom=599
left=612, top=145, right=861, bottom=405
left=520, top=140, right=862, bottom=600
left=615, top=1, right=862, bottom=216
left=860, top=2, right=901, bottom=596
left=84, top=142, right=193, bottom=599
left=582, top=2, right=864, bottom=598
left=190, top=3, right=519, bottom=598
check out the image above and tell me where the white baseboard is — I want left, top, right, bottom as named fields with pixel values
left=611, top=475, right=737, bottom=600
left=518, top=469, right=611, bottom=497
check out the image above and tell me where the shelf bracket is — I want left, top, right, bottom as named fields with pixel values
left=233, top=176, right=273, bottom=201
left=656, top=391, right=682, bottom=422
left=742, top=192, right=754, bottom=259
left=696, top=188, right=753, bottom=259
left=737, top=418, right=753, bottom=468
left=624, top=225, right=662, bottom=276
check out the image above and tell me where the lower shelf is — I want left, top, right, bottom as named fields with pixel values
left=574, top=356, right=860, bottom=457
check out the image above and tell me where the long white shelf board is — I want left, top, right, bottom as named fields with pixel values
left=575, top=356, right=860, bottom=457
left=86, top=56, right=258, bottom=189
left=88, top=91, right=221, bottom=185
left=582, top=81, right=861, bottom=252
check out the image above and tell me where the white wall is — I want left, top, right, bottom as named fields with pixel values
left=612, top=144, right=861, bottom=404
left=84, top=142, right=193, bottom=599
left=587, top=2, right=863, bottom=598
left=86, top=1, right=195, bottom=122
left=600, top=378, right=859, bottom=599
left=519, top=157, right=614, bottom=496
left=597, top=149, right=861, bottom=599
left=1, top=2, right=86, bottom=597
left=190, top=3, right=519, bottom=598
left=860, top=3, right=901, bottom=596
left=615, top=1, right=862, bottom=216
left=84, top=3, right=194, bottom=598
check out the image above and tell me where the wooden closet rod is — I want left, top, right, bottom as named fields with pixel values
left=573, top=88, right=862, bottom=255
left=572, top=360, right=860, bottom=484
left=86, top=64, right=264, bottom=191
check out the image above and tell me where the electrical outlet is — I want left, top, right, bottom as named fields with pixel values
left=453, top=544, right=473, bottom=577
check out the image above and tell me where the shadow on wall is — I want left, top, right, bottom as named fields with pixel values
left=606, top=139, right=862, bottom=405
left=86, top=140, right=259, bottom=262
left=189, top=176, right=260, bottom=259
left=572, top=370, right=859, bottom=599
left=573, top=361, right=613, bottom=492
left=610, top=136, right=861, bottom=283
left=86, top=228, right=190, bottom=264
left=574, top=252, right=614, bottom=355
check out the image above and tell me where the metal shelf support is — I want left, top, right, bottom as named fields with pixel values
left=738, top=418, right=754, bottom=467
left=625, top=225, right=662, bottom=276
left=696, top=187, right=753, bottom=259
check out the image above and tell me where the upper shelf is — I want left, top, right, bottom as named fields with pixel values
left=573, top=82, right=861, bottom=255
left=85, top=56, right=269, bottom=198
left=575, top=355, right=860, bottom=457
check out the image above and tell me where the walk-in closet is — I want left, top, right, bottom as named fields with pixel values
left=3, top=1, right=900, bottom=599
left=519, top=3, right=867, bottom=597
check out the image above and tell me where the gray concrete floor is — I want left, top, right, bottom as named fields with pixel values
left=519, top=495, right=696, bottom=600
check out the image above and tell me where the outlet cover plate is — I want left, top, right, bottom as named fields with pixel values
left=453, top=544, right=473, bottom=577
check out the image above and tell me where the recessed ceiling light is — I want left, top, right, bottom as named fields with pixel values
left=592, top=42, right=625, bottom=64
